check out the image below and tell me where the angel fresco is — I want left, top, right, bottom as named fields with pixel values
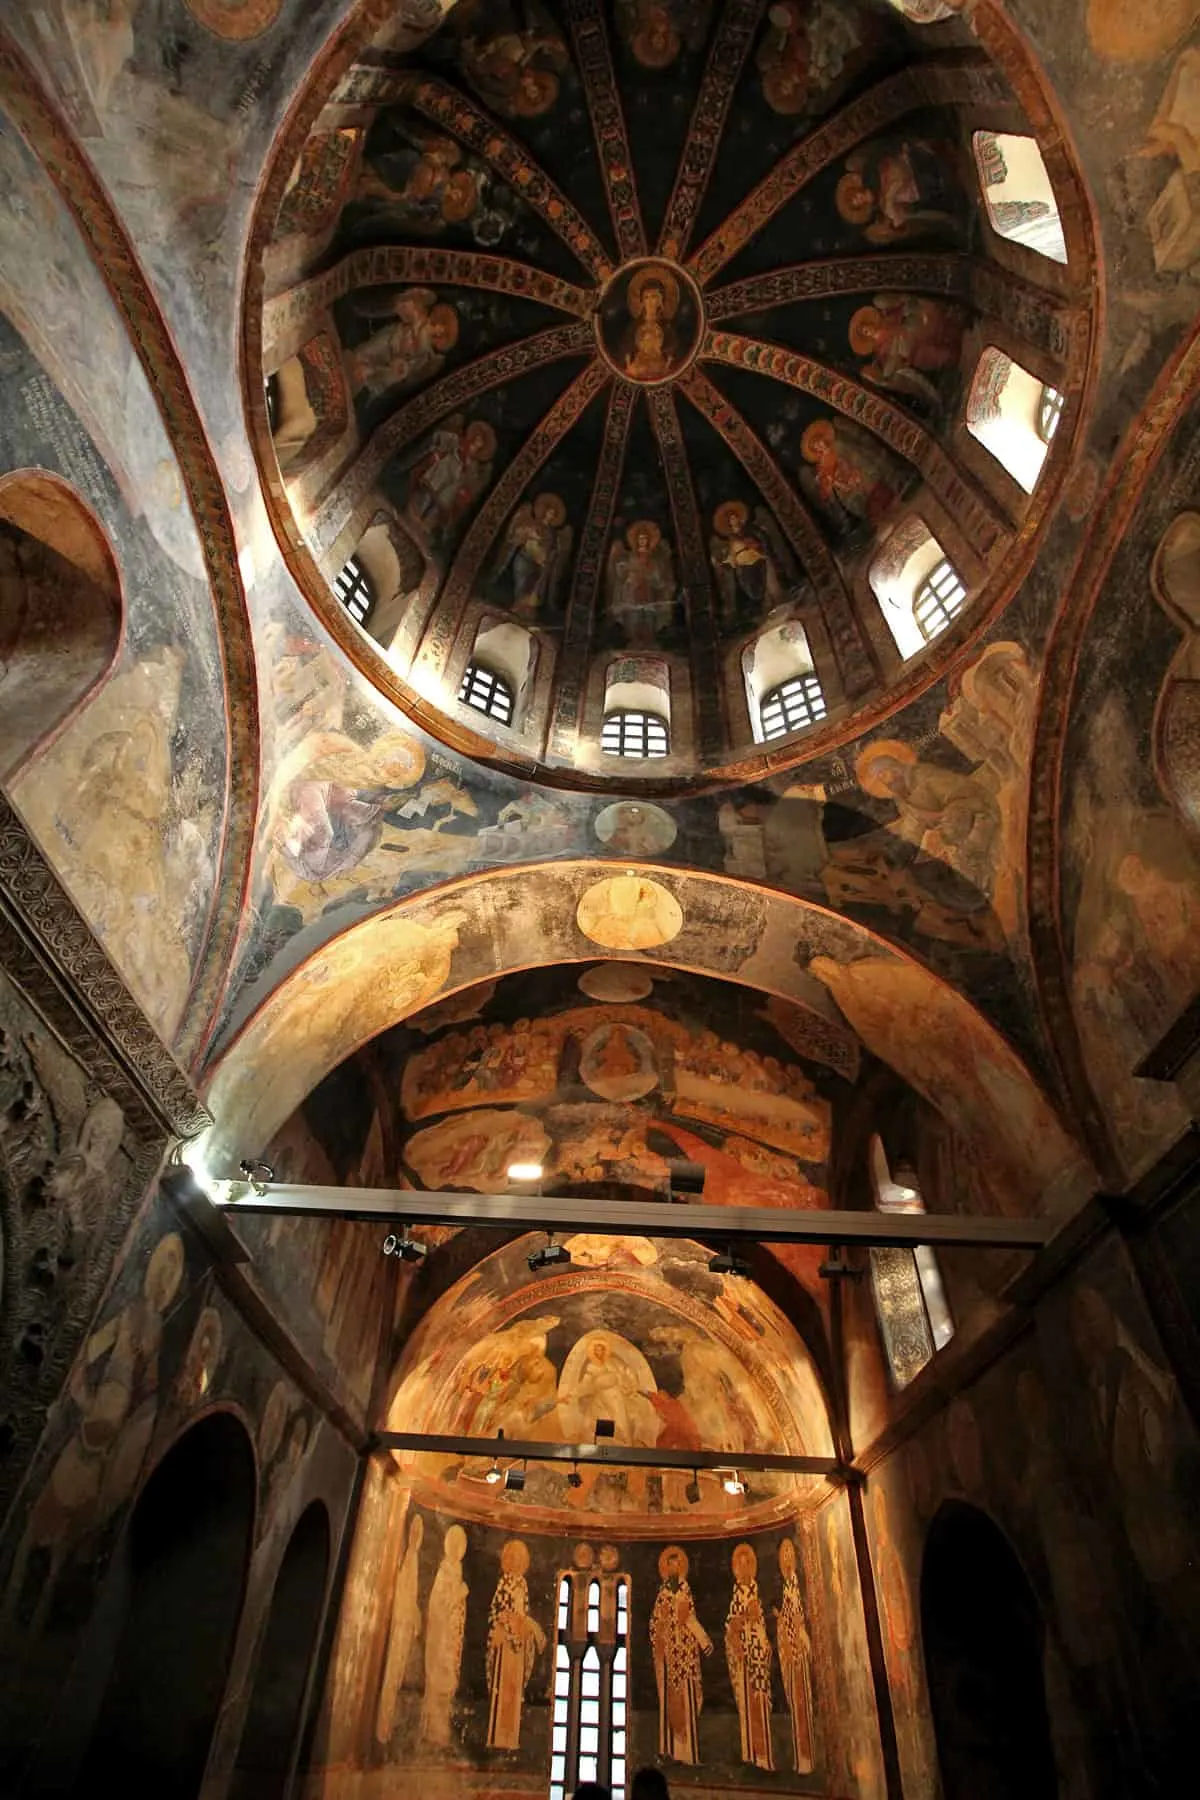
left=494, top=492, right=574, bottom=618
left=400, top=415, right=497, bottom=549
left=836, top=137, right=959, bottom=243
left=709, top=500, right=794, bottom=625
left=756, top=0, right=864, bottom=117
left=616, top=0, right=713, bottom=70
left=606, top=521, right=677, bottom=642
left=455, top=0, right=569, bottom=119
left=849, top=294, right=965, bottom=406
left=345, top=289, right=459, bottom=401
left=357, top=123, right=512, bottom=247
left=799, top=418, right=901, bottom=536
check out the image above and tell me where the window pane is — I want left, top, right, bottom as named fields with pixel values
left=612, top=1674, right=627, bottom=1700
left=581, top=1670, right=600, bottom=1698
left=580, top=1727, right=599, bottom=1755
left=551, top=1786, right=564, bottom=1800
left=579, top=1758, right=597, bottom=1782
left=551, top=1757, right=566, bottom=1782
left=613, top=1730, right=627, bottom=1755
left=458, top=661, right=514, bottom=725
left=612, top=1760, right=626, bottom=1785
left=613, top=1645, right=627, bottom=1672
left=760, top=672, right=827, bottom=742
left=601, top=707, right=670, bottom=759
left=581, top=1699, right=599, bottom=1726
left=333, top=555, right=373, bottom=626
left=612, top=1703, right=626, bottom=1729
left=553, top=1726, right=567, bottom=1753
left=556, top=1643, right=570, bottom=1667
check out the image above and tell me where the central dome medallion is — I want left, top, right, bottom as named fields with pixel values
left=595, top=259, right=705, bottom=386
left=252, top=0, right=1094, bottom=791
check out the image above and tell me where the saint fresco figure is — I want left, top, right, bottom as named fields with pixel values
left=650, top=1545, right=712, bottom=1763
left=358, top=127, right=486, bottom=233
left=400, top=414, right=498, bottom=549
left=345, top=288, right=459, bottom=400
left=606, top=520, right=677, bottom=642
left=420, top=1522, right=470, bottom=1744
left=616, top=0, right=712, bottom=70
left=798, top=418, right=901, bottom=537
left=1150, top=510, right=1200, bottom=838
left=854, top=738, right=1002, bottom=898
left=849, top=294, right=965, bottom=406
left=756, top=0, right=864, bottom=116
left=486, top=1537, right=546, bottom=1749
left=494, top=491, right=574, bottom=617
left=558, top=1330, right=662, bottom=1444
left=836, top=137, right=959, bottom=243
left=774, top=1538, right=815, bottom=1774
left=726, top=1542, right=775, bottom=1771
left=709, top=501, right=794, bottom=625
left=455, top=0, right=569, bottom=118
left=619, top=265, right=682, bottom=382
left=376, top=1513, right=425, bottom=1742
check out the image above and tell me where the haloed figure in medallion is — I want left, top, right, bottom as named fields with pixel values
left=622, top=266, right=681, bottom=383
left=726, top=1542, right=775, bottom=1771
left=775, top=1537, right=815, bottom=1773
left=487, top=1538, right=547, bottom=1750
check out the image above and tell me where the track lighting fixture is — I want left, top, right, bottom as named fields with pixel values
left=383, top=1226, right=427, bottom=1263
left=527, top=1231, right=572, bottom=1272
left=720, top=1469, right=746, bottom=1496
left=567, top=1463, right=584, bottom=1490
left=505, top=1463, right=527, bottom=1492
left=709, top=1246, right=751, bottom=1277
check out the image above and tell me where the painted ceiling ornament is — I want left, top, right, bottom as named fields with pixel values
left=595, top=258, right=705, bottom=385
left=616, top=0, right=713, bottom=69
left=580, top=1021, right=660, bottom=1101
left=576, top=874, right=684, bottom=951
left=577, top=963, right=656, bottom=1002
left=593, top=800, right=678, bottom=856
left=184, top=0, right=283, bottom=41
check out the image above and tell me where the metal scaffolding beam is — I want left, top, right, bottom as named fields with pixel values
left=375, top=1431, right=842, bottom=1477
left=211, top=1181, right=1054, bottom=1249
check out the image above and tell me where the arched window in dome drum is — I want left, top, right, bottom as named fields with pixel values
left=1037, top=383, right=1065, bottom=445
left=264, top=372, right=281, bottom=434
left=868, top=1134, right=954, bottom=1389
left=601, top=708, right=670, bottom=759
left=759, top=672, right=827, bottom=742
left=459, top=661, right=515, bottom=726
left=913, top=557, right=967, bottom=644
left=548, top=1567, right=631, bottom=1800
left=966, top=348, right=1056, bottom=493
left=972, top=131, right=1067, bottom=264
left=334, top=553, right=373, bottom=626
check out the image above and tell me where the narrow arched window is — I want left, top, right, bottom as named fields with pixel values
left=459, top=660, right=514, bottom=725
left=334, top=553, right=373, bottom=626
left=1037, top=384, right=1064, bottom=445
left=972, top=130, right=1067, bottom=265
left=868, top=1136, right=954, bottom=1389
left=913, top=557, right=966, bottom=644
left=264, top=372, right=281, bottom=433
left=601, top=708, right=669, bottom=759
left=549, top=1567, right=631, bottom=1800
left=759, top=670, right=827, bottom=741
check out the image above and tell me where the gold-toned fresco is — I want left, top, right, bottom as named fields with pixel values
left=577, top=875, right=684, bottom=949
left=651, top=1545, right=712, bottom=1763
left=384, top=1233, right=833, bottom=1532
left=1151, top=512, right=1200, bottom=837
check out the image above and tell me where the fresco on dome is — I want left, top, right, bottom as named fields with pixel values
left=797, top=417, right=904, bottom=543
left=0, top=120, right=226, bottom=1047
left=834, top=134, right=963, bottom=245
left=385, top=1233, right=831, bottom=1528
left=1150, top=511, right=1200, bottom=835
left=616, top=0, right=713, bottom=70
left=754, top=0, right=873, bottom=121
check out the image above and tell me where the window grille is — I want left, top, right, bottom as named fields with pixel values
left=913, top=557, right=966, bottom=644
left=869, top=1145, right=954, bottom=1389
left=264, top=372, right=281, bottom=433
left=458, top=661, right=514, bottom=726
left=1037, top=384, right=1065, bottom=445
left=759, top=672, right=827, bottom=741
left=549, top=1573, right=630, bottom=1800
left=601, top=708, right=669, bottom=759
left=334, top=554, right=373, bottom=626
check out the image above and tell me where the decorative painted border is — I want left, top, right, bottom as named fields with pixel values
left=0, top=32, right=261, bottom=1070
left=706, top=253, right=972, bottom=323
left=646, top=387, right=724, bottom=763
left=656, top=0, right=766, bottom=262
left=565, top=0, right=646, bottom=263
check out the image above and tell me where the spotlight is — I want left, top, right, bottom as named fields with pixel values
left=505, top=1465, right=526, bottom=1493
left=238, top=1158, right=275, bottom=1196
left=709, top=1247, right=751, bottom=1277
left=595, top=1418, right=615, bottom=1439
left=527, top=1233, right=572, bottom=1272
left=685, top=1472, right=702, bottom=1505
left=383, top=1227, right=427, bottom=1264
left=508, top=1162, right=544, bottom=1182
left=720, top=1470, right=746, bottom=1497
left=567, top=1464, right=584, bottom=1490
left=668, top=1157, right=706, bottom=1195
left=485, top=1462, right=503, bottom=1485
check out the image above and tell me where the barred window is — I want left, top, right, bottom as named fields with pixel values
left=458, top=661, right=514, bottom=726
left=759, top=672, right=827, bottom=742
left=334, top=554, right=373, bottom=626
left=868, top=1139, right=954, bottom=1390
left=1037, top=384, right=1065, bottom=445
left=264, top=372, right=281, bottom=433
left=549, top=1571, right=630, bottom=1800
left=913, top=558, right=966, bottom=644
left=601, top=708, right=669, bottom=759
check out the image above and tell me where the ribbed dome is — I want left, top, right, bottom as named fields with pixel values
left=252, top=0, right=1094, bottom=790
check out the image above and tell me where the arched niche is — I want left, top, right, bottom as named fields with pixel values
left=74, top=1411, right=256, bottom=1798
left=0, top=472, right=122, bottom=785
left=921, top=1501, right=1057, bottom=1800
left=232, top=1500, right=332, bottom=1800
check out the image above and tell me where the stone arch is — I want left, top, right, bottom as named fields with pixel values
left=0, top=471, right=123, bottom=785
left=201, top=863, right=1092, bottom=1219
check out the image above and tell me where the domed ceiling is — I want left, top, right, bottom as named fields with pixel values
left=254, top=0, right=1093, bottom=788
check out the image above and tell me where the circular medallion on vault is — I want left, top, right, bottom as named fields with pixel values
left=595, top=259, right=705, bottom=386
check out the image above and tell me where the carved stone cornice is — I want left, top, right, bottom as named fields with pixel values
left=0, top=796, right=210, bottom=1141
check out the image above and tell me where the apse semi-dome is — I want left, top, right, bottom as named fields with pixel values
left=247, top=0, right=1097, bottom=790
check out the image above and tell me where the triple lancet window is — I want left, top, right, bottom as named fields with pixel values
left=550, top=1570, right=630, bottom=1800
